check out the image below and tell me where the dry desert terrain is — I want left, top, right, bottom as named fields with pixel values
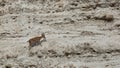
left=0, top=0, right=120, bottom=68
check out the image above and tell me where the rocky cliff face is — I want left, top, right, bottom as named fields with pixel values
left=0, top=0, right=120, bottom=68
left=0, top=0, right=120, bottom=14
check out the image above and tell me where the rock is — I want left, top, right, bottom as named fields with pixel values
left=94, top=13, right=114, bottom=21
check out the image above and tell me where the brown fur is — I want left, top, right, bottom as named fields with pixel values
left=28, top=33, right=46, bottom=49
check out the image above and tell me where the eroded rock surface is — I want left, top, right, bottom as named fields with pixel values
left=0, top=0, right=120, bottom=68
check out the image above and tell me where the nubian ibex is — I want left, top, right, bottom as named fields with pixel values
left=27, top=33, right=46, bottom=50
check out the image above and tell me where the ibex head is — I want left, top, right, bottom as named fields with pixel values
left=41, top=33, right=46, bottom=41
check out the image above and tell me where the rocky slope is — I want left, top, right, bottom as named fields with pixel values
left=0, top=0, right=120, bottom=68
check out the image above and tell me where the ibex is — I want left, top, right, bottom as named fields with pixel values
left=27, top=33, right=46, bottom=50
